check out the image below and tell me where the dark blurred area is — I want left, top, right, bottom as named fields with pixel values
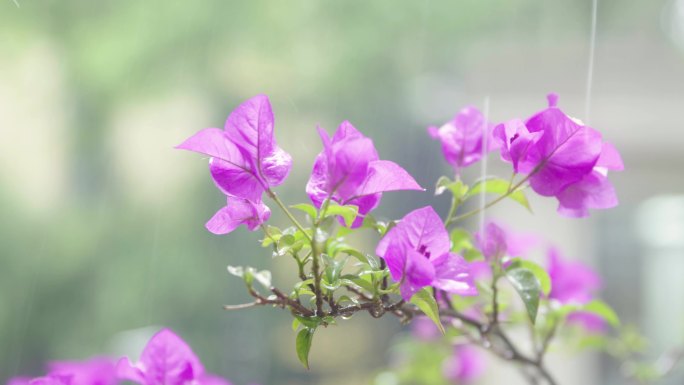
left=1, top=1, right=683, bottom=384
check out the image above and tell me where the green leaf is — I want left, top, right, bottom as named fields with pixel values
left=325, top=203, right=359, bottom=227
left=294, top=315, right=322, bottom=329
left=506, top=267, right=542, bottom=324
left=410, top=288, right=445, bottom=334
left=323, top=254, right=347, bottom=284
left=582, top=300, right=620, bottom=328
left=340, top=277, right=375, bottom=293
left=450, top=228, right=473, bottom=253
left=467, top=178, right=531, bottom=211
left=227, top=266, right=271, bottom=289
left=261, top=226, right=282, bottom=247
left=506, top=259, right=552, bottom=296
left=296, top=328, right=315, bottom=369
left=435, top=176, right=469, bottom=198
left=291, top=204, right=318, bottom=221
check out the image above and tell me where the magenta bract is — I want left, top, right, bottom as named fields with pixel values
left=306, top=121, right=423, bottom=227
left=428, top=106, right=496, bottom=175
left=442, top=345, right=486, bottom=383
left=177, top=95, right=292, bottom=234
left=494, top=94, right=623, bottom=217
left=376, top=206, right=477, bottom=300
left=117, top=329, right=231, bottom=385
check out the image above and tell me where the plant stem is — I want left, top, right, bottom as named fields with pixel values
left=266, top=189, right=311, bottom=241
left=448, top=175, right=531, bottom=224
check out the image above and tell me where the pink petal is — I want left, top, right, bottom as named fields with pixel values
left=547, top=248, right=601, bottom=304
left=556, top=171, right=618, bottom=218
left=400, top=248, right=436, bottom=300
left=223, top=95, right=292, bottom=188
left=396, top=206, right=451, bottom=259
left=48, top=358, right=117, bottom=385
left=138, top=328, right=205, bottom=385
left=431, top=253, right=478, bottom=296
left=353, top=160, right=424, bottom=198
left=205, top=198, right=270, bottom=235
left=208, top=159, right=264, bottom=203
left=596, top=142, right=624, bottom=171
left=115, top=357, right=146, bottom=385
left=176, top=128, right=244, bottom=166
left=197, top=374, right=232, bottom=385
left=223, top=95, right=274, bottom=163
left=475, top=221, right=507, bottom=260
left=526, top=108, right=603, bottom=196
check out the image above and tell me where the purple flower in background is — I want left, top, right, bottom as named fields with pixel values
left=48, top=358, right=117, bottom=385
left=205, top=197, right=271, bottom=235
left=411, top=316, right=442, bottom=341
left=376, top=206, right=477, bottom=300
left=474, top=221, right=538, bottom=261
left=442, top=345, right=486, bottom=384
left=495, top=94, right=623, bottom=217
left=566, top=311, right=607, bottom=333
left=428, top=106, right=496, bottom=175
left=474, top=221, right=508, bottom=261
left=177, top=95, right=292, bottom=233
left=117, top=328, right=231, bottom=385
left=546, top=248, right=607, bottom=332
left=547, top=248, right=601, bottom=304
left=306, top=121, right=423, bottom=227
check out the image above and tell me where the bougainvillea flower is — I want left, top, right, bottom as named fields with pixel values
left=177, top=95, right=291, bottom=201
left=48, top=358, right=117, bottom=385
left=442, top=345, right=486, bottom=383
left=205, top=197, right=271, bottom=234
left=474, top=220, right=538, bottom=261
left=493, top=118, right=542, bottom=174
left=495, top=94, right=623, bottom=217
left=306, top=121, right=423, bottom=227
left=555, top=141, right=624, bottom=217
left=428, top=106, right=496, bottom=174
left=546, top=248, right=608, bottom=332
left=547, top=248, right=601, bottom=304
left=117, top=328, right=231, bottom=385
left=376, top=206, right=477, bottom=300
left=176, top=95, right=290, bottom=233
left=411, top=316, right=442, bottom=341
left=474, top=221, right=508, bottom=261
left=566, top=311, right=607, bottom=333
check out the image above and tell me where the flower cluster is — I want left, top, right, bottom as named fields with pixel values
left=493, top=93, right=624, bottom=217
left=176, top=93, right=626, bottom=384
left=9, top=329, right=237, bottom=385
left=177, top=95, right=292, bottom=234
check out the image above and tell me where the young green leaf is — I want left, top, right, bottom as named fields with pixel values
left=296, top=328, right=315, bottom=369
left=410, top=288, right=445, bottom=334
left=467, top=178, right=531, bottom=211
left=294, top=315, right=322, bottom=329
left=325, top=203, right=359, bottom=227
left=291, top=203, right=318, bottom=221
left=261, top=225, right=282, bottom=247
left=506, top=267, right=542, bottom=324
left=506, top=259, right=552, bottom=296
left=435, top=176, right=469, bottom=198
left=582, top=299, right=620, bottom=328
left=450, top=228, right=474, bottom=253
